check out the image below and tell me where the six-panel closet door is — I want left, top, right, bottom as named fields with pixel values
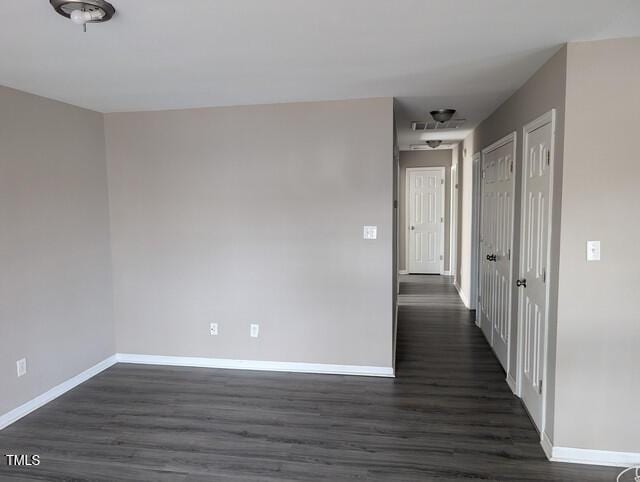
left=478, top=134, right=516, bottom=373
left=476, top=112, right=555, bottom=436
left=516, top=111, right=555, bottom=432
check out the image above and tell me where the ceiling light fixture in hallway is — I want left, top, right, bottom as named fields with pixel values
left=430, top=109, right=456, bottom=123
left=50, top=0, right=116, bottom=32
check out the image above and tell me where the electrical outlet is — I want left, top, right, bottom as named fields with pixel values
left=250, top=324, right=259, bottom=338
left=16, top=358, right=27, bottom=377
left=209, top=322, right=218, bottom=336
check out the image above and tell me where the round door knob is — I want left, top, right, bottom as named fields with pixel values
left=516, top=279, right=527, bottom=288
left=410, top=226, right=415, bottom=230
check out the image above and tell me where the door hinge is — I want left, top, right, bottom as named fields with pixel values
left=507, top=248, right=511, bottom=260
left=393, top=199, right=398, bottom=209
left=546, top=151, right=551, bottom=165
left=509, top=160, right=513, bottom=173
left=542, top=268, right=546, bottom=283
left=440, top=255, right=443, bottom=260
left=538, top=379, right=543, bottom=395
left=441, top=179, right=444, bottom=185
left=440, top=217, right=444, bottom=223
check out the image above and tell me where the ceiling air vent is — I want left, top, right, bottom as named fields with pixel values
left=411, top=119, right=466, bottom=131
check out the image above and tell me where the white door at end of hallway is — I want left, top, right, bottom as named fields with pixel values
left=479, top=137, right=515, bottom=373
left=517, top=114, right=554, bottom=432
left=408, top=168, right=444, bottom=274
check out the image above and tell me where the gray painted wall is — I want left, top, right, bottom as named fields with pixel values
left=459, top=46, right=568, bottom=438
left=460, top=39, right=640, bottom=454
left=0, top=86, right=114, bottom=416
left=398, top=150, right=452, bottom=272
left=555, top=37, right=640, bottom=453
left=105, top=98, right=395, bottom=368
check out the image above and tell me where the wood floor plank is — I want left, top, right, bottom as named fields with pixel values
left=0, top=275, right=620, bottom=480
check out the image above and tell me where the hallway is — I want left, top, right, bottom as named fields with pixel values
left=0, top=277, right=619, bottom=480
left=396, top=274, right=617, bottom=480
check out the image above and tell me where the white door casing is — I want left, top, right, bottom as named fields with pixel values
left=517, top=110, right=555, bottom=433
left=450, top=164, right=458, bottom=278
left=470, top=153, right=482, bottom=315
left=407, top=167, right=445, bottom=274
left=479, top=133, right=516, bottom=373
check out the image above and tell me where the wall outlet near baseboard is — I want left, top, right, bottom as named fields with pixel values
left=16, top=358, right=27, bottom=377
left=209, top=323, right=218, bottom=336
left=250, top=324, right=259, bottom=338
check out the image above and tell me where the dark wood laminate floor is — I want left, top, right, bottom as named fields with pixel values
left=0, top=275, right=619, bottom=481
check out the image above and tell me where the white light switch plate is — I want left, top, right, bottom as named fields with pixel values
left=363, top=225, right=377, bottom=240
left=16, top=358, right=26, bottom=377
left=209, top=322, right=218, bottom=336
left=250, top=324, right=259, bottom=338
left=587, top=240, right=601, bottom=261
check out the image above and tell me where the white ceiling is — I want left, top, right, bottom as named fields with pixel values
left=2, top=1, right=639, bottom=149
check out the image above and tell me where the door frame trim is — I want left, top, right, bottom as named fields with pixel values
left=470, top=152, right=482, bottom=316
left=516, top=109, right=556, bottom=439
left=405, top=166, right=446, bottom=275
left=450, top=163, right=458, bottom=280
left=480, top=131, right=517, bottom=374
left=481, top=131, right=517, bottom=157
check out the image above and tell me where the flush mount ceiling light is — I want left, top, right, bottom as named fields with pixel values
left=426, top=140, right=443, bottom=148
left=50, top=0, right=115, bottom=32
left=410, top=142, right=451, bottom=151
left=430, top=109, right=456, bottom=123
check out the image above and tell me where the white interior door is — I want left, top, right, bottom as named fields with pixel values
left=479, top=135, right=515, bottom=372
left=518, top=113, right=554, bottom=432
left=408, top=168, right=444, bottom=274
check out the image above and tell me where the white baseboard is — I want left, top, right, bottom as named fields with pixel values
left=0, top=355, right=117, bottom=430
left=550, top=446, right=640, bottom=468
left=0, top=352, right=392, bottom=431
left=506, top=374, right=518, bottom=396
left=399, top=270, right=409, bottom=275
left=116, top=353, right=395, bottom=378
left=541, top=431, right=554, bottom=459
left=454, top=283, right=471, bottom=308
left=541, top=432, right=640, bottom=467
